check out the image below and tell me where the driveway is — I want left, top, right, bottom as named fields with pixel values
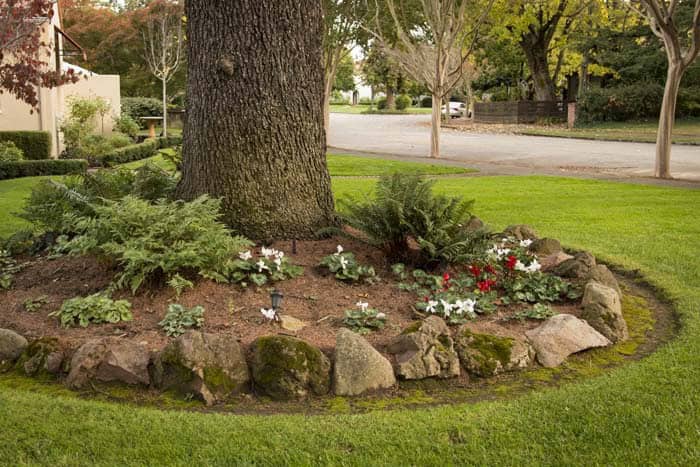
left=328, top=113, right=700, bottom=182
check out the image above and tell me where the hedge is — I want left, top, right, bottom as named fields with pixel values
left=91, top=135, right=182, bottom=167
left=0, top=131, right=51, bottom=160
left=0, top=159, right=87, bottom=180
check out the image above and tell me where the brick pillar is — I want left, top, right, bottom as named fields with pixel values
left=567, top=102, right=577, bottom=129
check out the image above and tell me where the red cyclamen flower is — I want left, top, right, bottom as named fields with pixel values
left=469, top=265, right=481, bottom=277
left=506, top=255, right=517, bottom=270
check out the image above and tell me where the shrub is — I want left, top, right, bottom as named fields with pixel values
left=0, top=141, right=24, bottom=161
left=50, top=293, right=132, bottom=328
left=319, top=246, right=377, bottom=283
left=329, top=90, right=350, bottom=105
left=121, top=97, right=163, bottom=124
left=132, top=163, right=178, bottom=201
left=678, top=86, right=700, bottom=118
left=343, top=302, right=386, bottom=335
left=396, top=94, right=411, bottom=111
left=159, top=303, right=204, bottom=337
left=0, top=131, right=51, bottom=160
left=113, top=113, right=140, bottom=138
left=377, top=97, right=388, bottom=110
left=60, top=96, right=111, bottom=157
left=359, top=97, right=374, bottom=105
left=577, top=83, right=664, bottom=123
left=58, top=195, right=252, bottom=293
left=0, top=159, right=87, bottom=181
left=338, top=174, right=488, bottom=267
left=90, top=135, right=181, bottom=167
left=420, top=96, right=432, bottom=108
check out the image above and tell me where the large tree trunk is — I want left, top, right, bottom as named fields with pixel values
left=385, top=87, right=395, bottom=110
left=430, top=92, right=441, bottom=158
left=177, top=0, right=336, bottom=240
left=521, top=39, right=556, bottom=102
left=161, top=78, right=168, bottom=138
left=655, top=63, right=683, bottom=179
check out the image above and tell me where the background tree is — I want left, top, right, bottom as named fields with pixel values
left=371, top=0, right=494, bottom=158
left=333, top=52, right=357, bottom=93
left=632, top=0, right=700, bottom=179
left=0, top=0, right=80, bottom=109
left=362, top=45, right=406, bottom=109
left=177, top=0, right=336, bottom=240
left=142, top=0, right=184, bottom=137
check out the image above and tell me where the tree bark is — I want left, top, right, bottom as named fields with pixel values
left=177, top=0, right=336, bottom=240
left=521, top=38, right=557, bottom=102
left=655, top=63, right=683, bottom=179
left=385, top=87, right=395, bottom=110
left=162, top=77, right=168, bottom=138
left=323, top=71, right=334, bottom=138
left=430, top=92, right=441, bottom=158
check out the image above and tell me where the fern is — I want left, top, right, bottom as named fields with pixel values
left=338, top=174, right=488, bottom=267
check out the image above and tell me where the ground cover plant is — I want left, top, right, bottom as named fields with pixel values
left=0, top=161, right=698, bottom=464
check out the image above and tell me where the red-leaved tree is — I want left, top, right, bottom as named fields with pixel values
left=0, top=0, right=80, bottom=110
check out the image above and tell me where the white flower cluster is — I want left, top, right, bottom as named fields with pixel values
left=519, top=239, right=533, bottom=248
left=260, top=307, right=277, bottom=321
left=334, top=245, right=350, bottom=271
left=355, top=301, right=385, bottom=319
left=486, top=244, right=512, bottom=260
left=425, top=298, right=477, bottom=317
left=515, top=259, right=541, bottom=274
left=239, top=247, right=286, bottom=272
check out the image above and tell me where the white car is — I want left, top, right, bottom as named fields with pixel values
left=441, top=101, right=466, bottom=118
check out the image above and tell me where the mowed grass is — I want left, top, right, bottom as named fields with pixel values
left=518, top=118, right=700, bottom=144
left=331, top=103, right=433, bottom=115
left=2, top=167, right=700, bottom=463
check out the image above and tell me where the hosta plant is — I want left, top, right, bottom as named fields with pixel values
left=343, top=302, right=386, bottom=335
left=0, top=250, right=21, bottom=290
left=510, top=303, right=557, bottom=321
left=159, top=304, right=204, bottom=337
left=23, top=295, right=49, bottom=313
left=319, top=245, right=378, bottom=283
left=50, top=293, right=132, bottom=328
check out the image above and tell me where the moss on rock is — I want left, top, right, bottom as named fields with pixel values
left=456, top=329, right=514, bottom=377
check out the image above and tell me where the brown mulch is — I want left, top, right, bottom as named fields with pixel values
left=0, top=237, right=580, bottom=356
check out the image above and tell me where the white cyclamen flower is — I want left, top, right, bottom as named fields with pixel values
left=525, top=259, right=541, bottom=273
left=356, top=301, right=369, bottom=312
left=273, top=257, right=282, bottom=269
left=335, top=245, right=344, bottom=255
left=261, top=247, right=276, bottom=259
left=376, top=312, right=386, bottom=320
left=275, top=250, right=285, bottom=259
left=440, top=299, right=454, bottom=316
left=238, top=250, right=252, bottom=261
left=454, top=299, right=476, bottom=315
left=515, top=260, right=527, bottom=272
left=426, top=300, right=438, bottom=313
left=256, top=260, right=269, bottom=272
left=519, top=239, right=533, bottom=248
left=339, top=256, right=349, bottom=270
left=260, top=308, right=277, bottom=321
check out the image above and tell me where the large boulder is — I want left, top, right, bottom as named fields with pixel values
left=387, top=316, right=460, bottom=380
left=585, top=264, right=622, bottom=298
left=541, top=251, right=574, bottom=272
left=552, top=251, right=597, bottom=279
left=153, top=331, right=250, bottom=406
left=528, top=238, right=562, bottom=256
left=250, top=335, right=330, bottom=401
left=66, top=338, right=151, bottom=389
left=503, top=224, right=538, bottom=240
left=18, top=337, right=65, bottom=377
left=333, top=329, right=396, bottom=396
left=464, top=216, right=485, bottom=233
left=525, top=314, right=611, bottom=368
left=455, top=323, right=533, bottom=377
left=0, top=329, right=28, bottom=368
left=581, top=282, right=628, bottom=343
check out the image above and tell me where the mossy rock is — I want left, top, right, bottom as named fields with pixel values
left=529, top=238, right=562, bottom=256
left=502, top=224, right=538, bottom=240
left=552, top=251, right=597, bottom=279
left=16, top=337, right=64, bottom=377
left=250, top=335, right=330, bottom=401
left=456, top=330, right=513, bottom=377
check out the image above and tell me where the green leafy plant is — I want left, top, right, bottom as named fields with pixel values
left=159, top=303, right=204, bottom=337
left=0, top=250, right=21, bottom=289
left=230, top=247, right=303, bottom=287
left=501, top=272, right=580, bottom=304
left=510, top=303, right=557, bottom=321
left=319, top=246, right=377, bottom=283
left=23, top=295, right=49, bottom=312
left=343, top=302, right=386, bottom=335
left=57, top=195, right=252, bottom=293
left=0, top=141, right=24, bottom=162
left=167, top=274, right=194, bottom=299
left=113, top=113, right=140, bottom=138
left=50, top=293, right=132, bottom=328
left=338, top=174, right=488, bottom=267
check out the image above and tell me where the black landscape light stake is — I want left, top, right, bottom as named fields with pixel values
left=292, top=239, right=297, bottom=255
left=271, top=289, right=283, bottom=321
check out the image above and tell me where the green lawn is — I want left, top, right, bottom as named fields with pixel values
left=518, top=118, right=700, bottom=144
left=2, top=165, right=700, bottom=464
left=331, top=104, right=433, bottom=115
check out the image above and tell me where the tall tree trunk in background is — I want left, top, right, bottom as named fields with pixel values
left=430, top=92, right=441, bottom=158
left=177, top=0, right=336, bottom=240
left=161, top=78, right=168, bottom=137
left=522, top=42, right=556, bottom=101
left=655, top=63, right=682, bottom=178
left=323, top=72, right=335, bottom=137
left=385, top=87, right=395, bottom=110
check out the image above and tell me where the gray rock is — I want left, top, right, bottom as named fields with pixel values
left=503, top=224, right=538, bottom=240
left=279, top=315, right=306, bottom=332
left=333, top=329, right=395, bottom=396
left=19, top=337, right=64, bottom=377
left=0, top=329, right=28, bottom=366
left=66, top=338, right=151, bottom=389
left=464, top=216, right=485, bottom=233
left=250, top=335, right=330, bottom=401
left=525, top=314, right=611, bottom=368
left=528, top=238, right=562, bottom=256
left=585, top=264, right=622, bottom=298
left=455, top=323, right=533, bottom=377
left=541, top=251, right=574, bottom=272
left=581, top=282, right=628, bottom=343
left=552, top=251, right=597, bottom=279
left=154, top=331, right=250, bottom=406
left=387, top=316, right=460, bottom=380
